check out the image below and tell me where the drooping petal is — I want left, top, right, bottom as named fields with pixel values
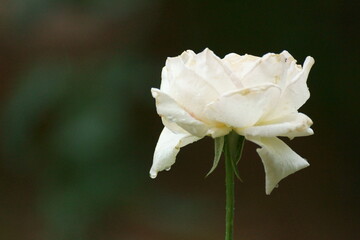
left=241, top=113, right=314, bottom=139
left=246, top=136, right=310, bottom=195
left=150, top=127, right=201, bottom=178
left=204, top=84, right=281, bottom=128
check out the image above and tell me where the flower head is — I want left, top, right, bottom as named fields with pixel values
left=151, top=48, right=314, bottom=194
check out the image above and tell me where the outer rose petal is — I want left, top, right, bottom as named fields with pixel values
left=151, top=88, right=209, bottom=137
left=159, top=66, right=171, bottom=93
left=205, top=84, right=281, bottom=128
left=223, top=53, right=260, bottom=87
left=193, top=48, right=237, bottom=94
left=150, top=127, right=201, bottom=178
left=247, top=136, right=310, bottom=194
left=281, top=56, right=315, bottom=110
left=241, top=112, right=314, bottom=139
left=265, top=56, right=315, bottom=120
left=230, top=52, right=293, bottom=88
left=163, top=52, right=220, bottom=121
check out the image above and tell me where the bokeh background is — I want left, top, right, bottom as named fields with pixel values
left=0, top=1, right=359, bottom=239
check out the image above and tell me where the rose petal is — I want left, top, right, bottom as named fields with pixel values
left=159, top=66, right=170, bottom=93
left=235, top=52, right=292, bottom=88
left=194, top=48, right=237, bottom=93
left=223, top=53, right=261, bottom=88
left=150, top=127, right=201, bottom=178
left=282, top=56, right=315, bottom=110
left=265, top=56, right=315, bottom=120
left=241, top=112, right=314, bottom=139
left=205, top=84, right=281, bottom=128
left=151, top=88, right=209, bottom=137
left=247, top=136, right=310, bottom=195
left=163, top=55, right=219, bottom=121
left=161, top=117, right=231, bottom=139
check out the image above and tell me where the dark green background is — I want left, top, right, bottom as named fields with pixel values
left=0, top=1, right=358, bottom=239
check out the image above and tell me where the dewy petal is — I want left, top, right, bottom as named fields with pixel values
left=241, top=113, right=314, bottom=139
left=151, top=88, right=209, bottom=137
left=150, top=127, right=201, bottom=178
left=204, top=84, right=281, bottom=128
left=247, top=136, right=310, bottom=195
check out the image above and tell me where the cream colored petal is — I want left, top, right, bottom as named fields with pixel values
left=278, top=50, right=303, bottom=83
left=247, top=136, right=310, bottom=195
left=161, top=117, right=188, bottom=134
left=236, top=52, right=290, bottom=87
left=204, top=84, right=281, bottom=128
left=150, top=127, right=201, bottom=178
left=265, top=56, right=315, bottom=120
left=159, top=66, right=170, bottom=93
left=163, top=55, right=219, bottom=121
left=223, top=53, right=260, bottom=88
left=282, top=56, right=315, bottom=110
left=207, top=126, right=232, bottom=138
left=241, top=113, right=314, bottom=139
left=161, top=117, right=231, bottom=139
left=223, top=53, right=260, bottom=75
left=151, top=88, right=209, bottom=137
left=194, top=48, right=237, bottom=93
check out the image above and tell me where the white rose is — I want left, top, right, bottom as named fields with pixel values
left=151, top=48, right=314, bottom=194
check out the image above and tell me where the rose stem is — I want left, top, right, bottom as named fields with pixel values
left=224, top=131, right=244, bottom=240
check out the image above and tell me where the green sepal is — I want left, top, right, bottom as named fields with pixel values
left=236, top=137, right=245, bottom=165
left=230, top=153, right=243, bottom=182
left=206, top=136, right=224, bottom=177
left=225, top=131, right=245, bottom=182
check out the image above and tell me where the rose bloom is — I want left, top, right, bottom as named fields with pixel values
left=151, top=48, right=314, bottom=194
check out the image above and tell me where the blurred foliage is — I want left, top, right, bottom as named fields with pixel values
left=1, top=54, right=158, bottom=239
left=9, top=0, right=154, bottom=25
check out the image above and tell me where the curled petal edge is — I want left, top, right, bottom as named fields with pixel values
left=240, top=112, right=314, bottom=139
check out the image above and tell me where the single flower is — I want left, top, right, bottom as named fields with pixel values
left=150, top=48, right=314, bottom=194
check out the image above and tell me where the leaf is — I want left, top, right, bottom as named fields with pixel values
left=206, top=136, right=224, bottom=177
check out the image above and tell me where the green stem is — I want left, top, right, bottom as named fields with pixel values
left=225, top=144, right=235, bottom=240
left=224, top=132, right=245, bottom=240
